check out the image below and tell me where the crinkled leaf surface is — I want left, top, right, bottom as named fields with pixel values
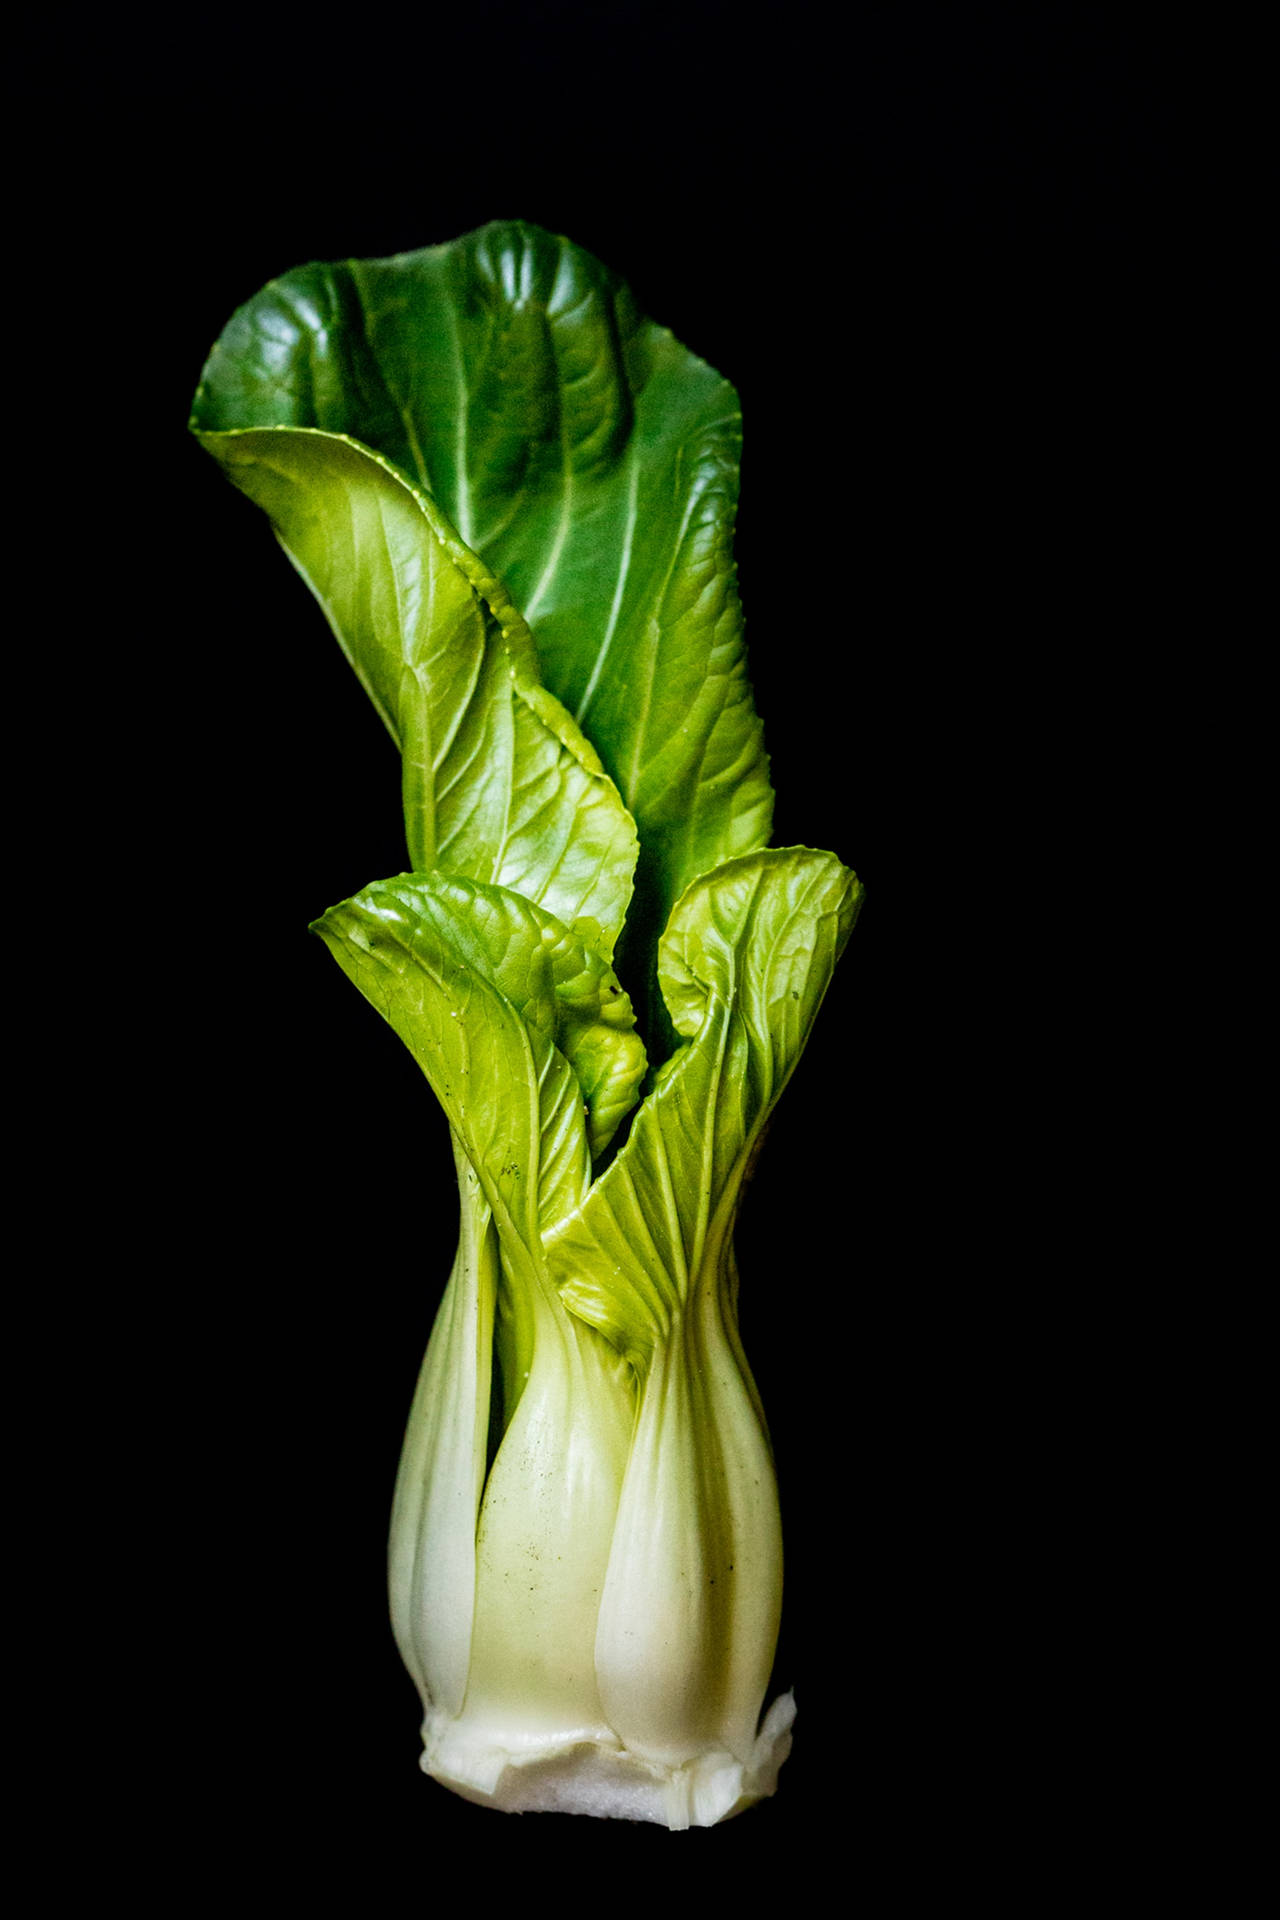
left=544, top=848, right=863, bottom=1370
left=317, top=868, right=645, bottom=1161
left=313, top=870, right=592, bottom=1251
left=191, top=221, right=772, bottom=1003
left=198, top=426, right=636, bottom=956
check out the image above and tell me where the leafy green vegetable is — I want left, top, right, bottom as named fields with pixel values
left=193, top=220, right=862, bottom=1829
left=191, top=220, right=770, bottom=1049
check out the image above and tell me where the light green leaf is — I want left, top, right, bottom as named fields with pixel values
left=313, top=870, right=590, bottom=1250
left=312, top=866, right=648, bottom=1429
left=198, top=425, right=637, bottom=956
left=529, top=911, right=648, bottom=1163
left=316, top=868, right=645, bottom=1161
left=544, top=848, right=862, bottom=1368
left=191, top=222, right=773, bottom=1002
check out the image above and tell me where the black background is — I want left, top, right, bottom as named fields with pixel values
left=28, top=2, right=1184, bottom=1897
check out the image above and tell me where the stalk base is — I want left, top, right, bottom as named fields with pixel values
left=421, top=1692, right=795, bottom=1830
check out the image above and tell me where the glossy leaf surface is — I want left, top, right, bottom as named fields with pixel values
left=192, top=222, right=772, bottom=986
left=199, top=426, right=637, bottom=956
left=545, top=848, right=863, bottom=1368
left=315, top=870, right=607, bottom=1240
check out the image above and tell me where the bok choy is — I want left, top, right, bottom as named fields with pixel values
left=191, top=221, right=862, bottom=1829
